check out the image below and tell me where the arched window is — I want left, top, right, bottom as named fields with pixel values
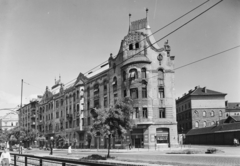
left=158, top=69, right=164, bottom=80
left=211, top=121, right=215, bottom=126
left=87, top=87, right=90, bottom=97
left=203, top=121, right=207, bottom=127
left=195, top=121, right=199, bottom=128
left=141, top=68, right=146, bottom=79
left=135, top=43, right=139, bottom=49
left=129, top=44, right=133, bottom=50
left=112, top=77, right=117, bottom=92
left=219, top=110, right=222, bottom=117
left=73, top=93, right=76, bottom=102
left=77, top=90, right=79, bottom=99
left=203, top=111, right=206, bottom=117
left=129, top=69, right=138, bottom=80
left=93, top=84, right=99, bottom=96
left=211, top=111, right=215, bottom=117
left=122, top=71, right=126, bottom=81
left=103, top=81, right=107, bottom=95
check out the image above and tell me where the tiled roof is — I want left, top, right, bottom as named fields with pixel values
left=186, top=122, right=240, bottom=136
left=225, top=116, right=240, bottom=123
left=226, top=102, right=240, bottom=109
left=191, top=87, right=226, bottom=96
left=176, top=86, right=226, bottom=102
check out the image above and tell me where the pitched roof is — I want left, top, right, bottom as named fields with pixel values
left=176, top=86, right=226, bottom=103
left=186, top=122, right=240, bottom=136
left=191, top=87, right=226, bottom=96
left=224, top=116, right=240, bottom=123
left=226, top=102, right=240, bottom=109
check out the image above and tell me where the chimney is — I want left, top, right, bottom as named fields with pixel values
left=225, top=100, right=228, bottom=107
left=202, top=87, right=207, bottom=93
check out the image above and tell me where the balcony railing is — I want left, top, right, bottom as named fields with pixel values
left=67, top=114, right=73, bottom=121
left=133, top=118, right=153, bottom=125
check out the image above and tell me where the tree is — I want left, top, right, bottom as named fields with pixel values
left=90, top=97, right=134, bottom=158
left=7, top=127, right=28, bottom=148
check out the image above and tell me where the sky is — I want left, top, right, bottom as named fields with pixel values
left=0, top=0, right=239, bottom=116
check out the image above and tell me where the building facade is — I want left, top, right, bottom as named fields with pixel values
left=0, top=113, right=18, bottom=133
left=17, top=10, right=178, bottom=149
left=83, top=11, right=178, bottom=149
left=176, top=86, right=227, bottom=135
left=225, top=101, right=240, bottom=117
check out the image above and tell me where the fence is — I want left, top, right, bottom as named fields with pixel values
left=0, top=152, right=114, bottom=166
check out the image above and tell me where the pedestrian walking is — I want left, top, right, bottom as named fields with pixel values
left=67, top=144, right=72, bottom=155
left=129, top=143, right=131, bottom=150
left=234, top=138, right=239, bottom=146
left=0, top=147, right=11, bottom=166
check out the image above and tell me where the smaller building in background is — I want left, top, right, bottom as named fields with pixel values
left=225, top=101, right=240, bottom=117
left=0, top=113, right=18, bottom=133
left=176, top=86, right=227, bottom=135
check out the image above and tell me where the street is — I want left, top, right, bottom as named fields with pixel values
left=17, top=145, right=240, bottom=166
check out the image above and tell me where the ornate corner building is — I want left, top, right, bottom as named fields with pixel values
left=17, top=10, right=178, bottom=149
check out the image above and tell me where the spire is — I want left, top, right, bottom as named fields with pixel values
left=128, top=13, right=131, bottom=32
left=146, top=8, right=150, bottom=29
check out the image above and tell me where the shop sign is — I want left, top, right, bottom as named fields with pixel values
left=150, top=134, right=155, bottom=142
left=144, top=134, right=148, bottom=142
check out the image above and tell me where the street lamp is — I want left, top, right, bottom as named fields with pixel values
left=181, top=127, right=184, bottom=149
left=50, top=136, right=53, bottom=155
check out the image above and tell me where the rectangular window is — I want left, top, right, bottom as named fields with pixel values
left=87, top=101, right=90, bottom=110
left=104, top=97, right=108, bottom=108
left=88, top=117, right=91, bottom=126
left=56, top=112, right=59, bottom=119
left=66, top=122, right=68, bottom=129
left=135, top=107, right=139, bottom=118
left=94, top=99, right=99, bottom=108
left=158, top=88, right=165, bottom=98
left=159, top=108, right=166, bottom=118
left=77, top=118, right=79, bottom=127
left=123, top=90, right=127, bottom=97
left=82, top=118, right=84, bottom=126
left=143, top=108, right=148, bottom=118
left=130, top=88, right=138, bottom=99
left=114, top=93, right=118, bottom=104
left=142, top=87, right=147, bottom=98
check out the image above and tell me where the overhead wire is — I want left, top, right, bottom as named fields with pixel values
left=79, top=45, right=240, bottom=102
left=81, top=0, right=210, bottom=76
left=53, top=0, right=211, bottom=91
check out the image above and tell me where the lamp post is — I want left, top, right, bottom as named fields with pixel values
left=50, top=136, right=53, bottom=155
left=181, top=127, right=184, bottom=149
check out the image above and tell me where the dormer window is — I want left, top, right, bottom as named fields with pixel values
left=129, top=44, right=133, bottom=50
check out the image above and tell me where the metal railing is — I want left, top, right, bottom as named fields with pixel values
left=0, top=152, right=115, bottom=166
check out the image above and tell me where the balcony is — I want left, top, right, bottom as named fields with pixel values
left=67, top=114, right=73, bottom=121
left=133, top=118, right=153, bottom=125
left=60, top=117, right=64, bottom=122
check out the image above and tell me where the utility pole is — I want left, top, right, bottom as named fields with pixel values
left=19, top=79, right=23, bottom=154
left=21, top=79, right=23, bottom=108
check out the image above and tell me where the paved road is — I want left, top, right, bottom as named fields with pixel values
left=11, top=145, right=240, bottom=166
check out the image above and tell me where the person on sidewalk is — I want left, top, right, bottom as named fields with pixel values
left=68, top=144, right=72, bottom=155
left=0, top=147, right=11, bottom=166
left=129, top=143, right=131, bottom=150
left=234, top=138, right=239, bottom=146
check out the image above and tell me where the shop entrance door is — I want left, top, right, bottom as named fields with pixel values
left=135, top=138, right=141, bottom=148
